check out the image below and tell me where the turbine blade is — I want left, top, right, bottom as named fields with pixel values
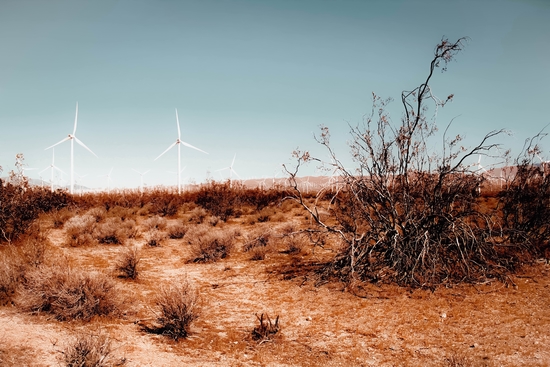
left=175, top=109, right=181, bottom=140
left=155, top=141, right=177, bottom=160
left=180, top=141, right=208, bottom=154
left=74, top=137, right=98, bottom=157
left=45, top=136, right=70, bottom=150
left=231, top=153, right=236, bottom=167
left=232, top=168, right=241, bottom=179
left=53, top=166, right=66, bottom=175
left=132, top=168, right=140, bottom=174
left=73, top=102, right=78, bottom=135
left=39, top=167, right=50, bottom=174
left=143, top=170, right=150, bottom=175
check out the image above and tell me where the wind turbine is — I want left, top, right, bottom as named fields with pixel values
left=99, top=168, right=114, bottom=193
left=45, top=102, right=97, bottom=194
left=155, top=109, right=208, bottom=194
left=132, top=169, right=150, bottom=193
left=216, top=153, right=241, bottom=184
left=75, top=172, right=88, bottom=196
left=39, top=148, right=66, bottom=192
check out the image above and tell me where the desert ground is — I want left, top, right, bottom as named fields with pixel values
left=1, top=190, right=549, bottom=367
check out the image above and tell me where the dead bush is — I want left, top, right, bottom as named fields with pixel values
left=187, top=207, right=208, bottom=224
left=50, top=207, right=74, bottom=229
left=0, top=252, right=23, bottom=305
left=115, top=246, right=140, bottom=279
left=93, top=217, right=127, bottom=245
left=145, top=229, right=167, bottom=247
left=251, top=313, right=280, bottom=342
left=143, top=215, right=167, bottom=231
left=60, top=332, right=119, bottom=367
left=143, top=279, right=200, bottom=341
left=17, top=265, right=122, bottom=321
left=187, top=226, right=237, bottom=263
left=86, top=207, right=107, bottom=222
left=64, top=214, right=97, bottom=247
left=167, top=222, right=188, bottom=239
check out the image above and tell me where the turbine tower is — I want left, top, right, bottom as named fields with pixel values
left=45, top=103, right=97, bottom=194
left=216, top=153, right=241, bottom=183
left=39, top=148, right=65, bottom=192
left=132, top=169, right=150, bottom=193
left=155, top=109, right=208, bottom=194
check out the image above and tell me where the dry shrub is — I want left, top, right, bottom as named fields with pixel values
left=60, top=332, right=122, bottom=367
left=186, top=226, right=237, bottom=263
left=136, top=203, right=153, bottom=217
left=187, top=207, right=208, bottom=224
left=86, top=207, right=107, bottom=222
left=93, top=217, right=127, bottom=245
left=167, top=222, right=188, bottom=239
left=444, top=354, right=473, bottom=367
left=50, top=207, right=74, bottom=229
left=243, top=228, right=272, bottom=260
left=252, top=313, right=280, bottom=342
left=143, top=215, right=167, bottom=231
left=143, top=279, right=200, bottom=341
left=0, top=251, right=23, bottom=305
left=106, top=205, right=136, bottom=221
left=64, top=214, right=96, bottom=247
left=17, top=265, right=122, bottom=321
left=115, top=246, right=140, bottom=279
left=120, top=219, right=139, bottom=239
left=145, top=229, right=167, bottom=247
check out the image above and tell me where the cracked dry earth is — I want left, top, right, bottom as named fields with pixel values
left=1, top=215, right=549, bottom=367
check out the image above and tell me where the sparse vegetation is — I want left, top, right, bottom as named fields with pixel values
left=60, top=332, right=122, bottom=367
left=17, top=265, right=122, bottom=321
left=115, top=246, right=140, bottom=279
left=187, top=226, right=237, bottom=263
left=252, top=313, right=280, bottom=342
left=143, top=279, right=200, bottom=341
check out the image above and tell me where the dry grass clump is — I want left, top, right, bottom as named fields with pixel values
left=186, top=226, right=237, bottom=263
left=60, top=332, right=123, bottom=367
left=186, top=207, right=208, bottom=224
left=251, top=313, right=280, bottom=342
left=86, top=207, right=107, bottom=222
left=0, top=231, right=50, bottom=305
left=50, top=207, right=74, bottom=229
left=0, top=252, right=23, bottom=305
left=145, top=229, right=168, bottom=247
left=143, top=279, right=200, bottom=341
left=17, top=265, right=122, bottom=321
left=167, top=222, right=188, bottom=239
left=64, top=214, right=96, bottom=247
left=243, top=228, right=272, bottom=261
left=114, top=246, right=140, bottom=279
left=93, top=217, right=128, bottom=245
left=143, top=215, right=167, bottom=231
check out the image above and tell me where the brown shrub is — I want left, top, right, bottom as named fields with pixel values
left=115, top=246, right=140, bottom=279
left=142, top=215, right=167, bottom=231
left=167, top=222, right=188, bottom=239
left=145, top=229, right=167, bottom=247
left=60, top=332, right=121, bottom=367
left=186, top=226, right=237, bottom=263
left=143, top=279, right=200, bottom=341
left=93, top=217, right=128, bottom=245
left=0, top=252, right=23, bottom=305
left=86, top=207, right=107, bottom=222
left=17, top=265, right=122, bottom=321
left=251, top=313, right=280, bottom=342
left=64, top=214, right=96, bottom=247
left=187, top=207, right=208, bottom=224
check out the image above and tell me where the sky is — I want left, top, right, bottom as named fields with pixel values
left=0, top=0, right=549, bottom=191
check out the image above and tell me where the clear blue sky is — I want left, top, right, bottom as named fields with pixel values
left=1, top=0, right=549, bottom=190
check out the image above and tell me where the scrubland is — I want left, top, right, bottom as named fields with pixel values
left=0, top=179, right=549, bottom=367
